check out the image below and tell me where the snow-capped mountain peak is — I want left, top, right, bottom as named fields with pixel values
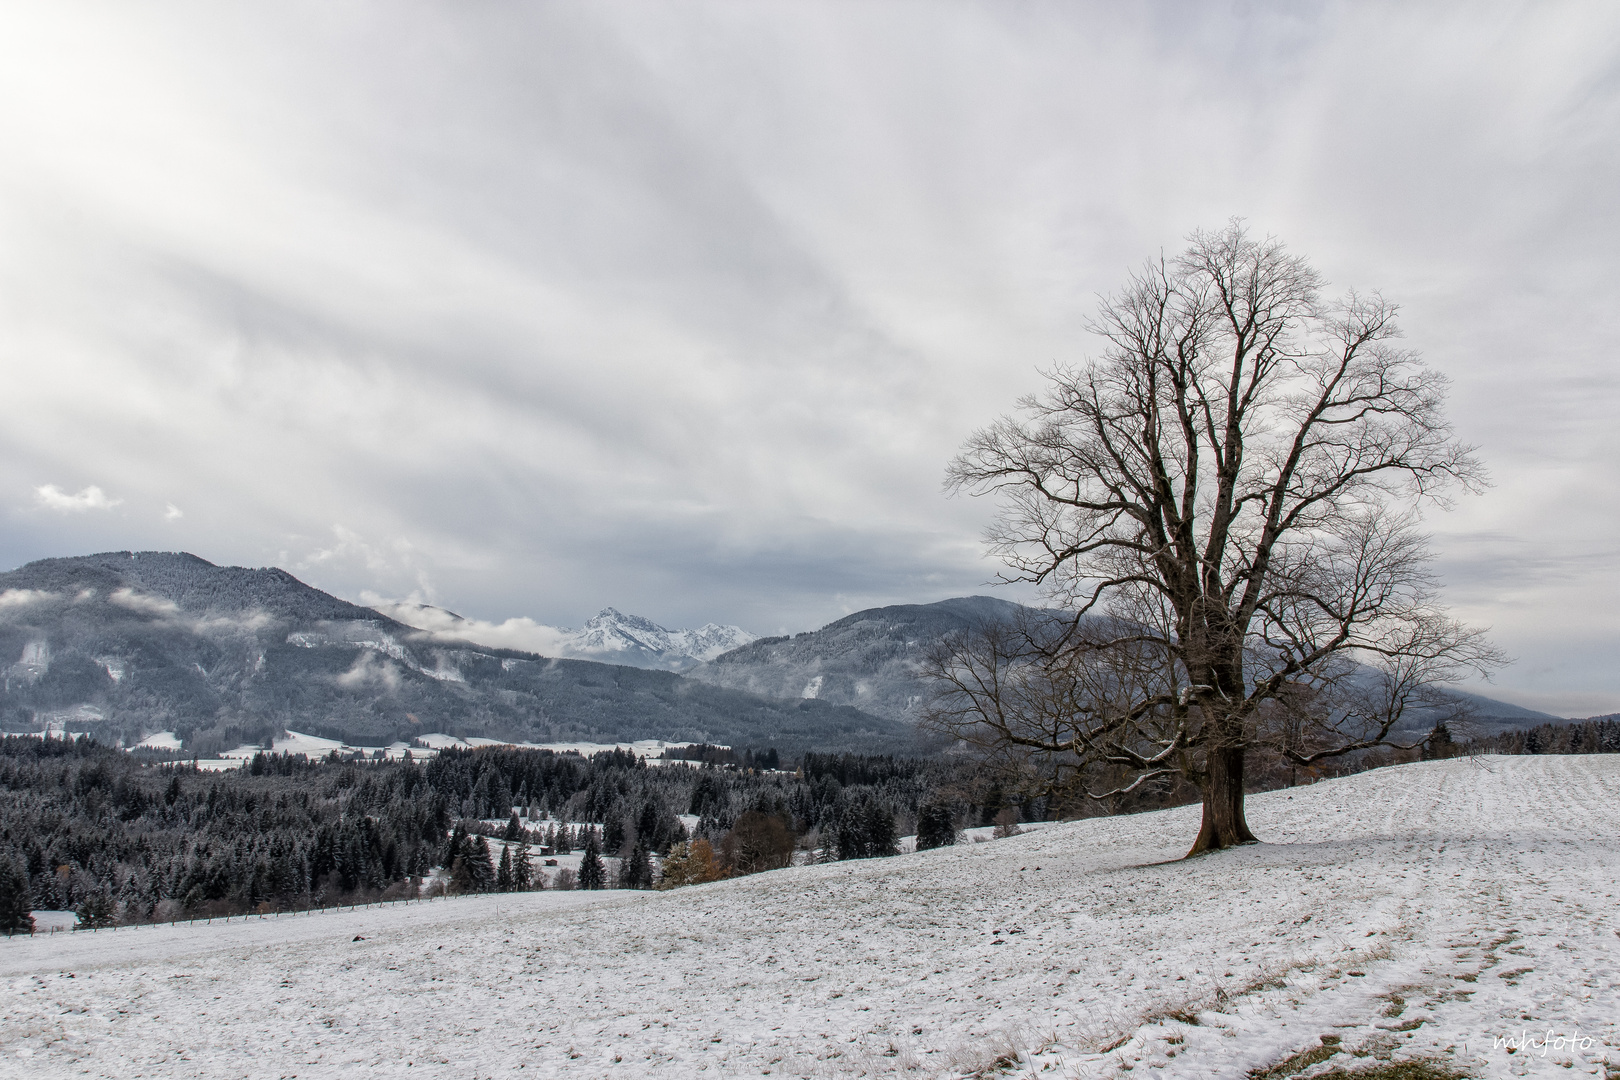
left=573, top=608, right=755, bottom=669
left=370, top=600, right=754, bottom=672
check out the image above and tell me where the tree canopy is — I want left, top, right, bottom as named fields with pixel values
left=927, top=221, right=1501, bottom=854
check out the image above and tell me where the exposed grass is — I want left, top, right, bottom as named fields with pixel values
left=1246, top=1039, right=1340, bottom=1078
left=1313, top=1062, right=1471, bottom=1080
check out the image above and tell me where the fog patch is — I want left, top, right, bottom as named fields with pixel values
left=335, top=651, right=403, bottom=692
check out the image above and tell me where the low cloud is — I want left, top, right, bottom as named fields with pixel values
left=0, top=589, right=57, bottom=609
left=335, top=651, right=403, bottom=692
left=34, top=484, right=122, bottom=513
left=165, top=503, right=184, bottom=521
left=369, top=597, right=571, bottom=657
left=109, top=587, right=181, bottom=617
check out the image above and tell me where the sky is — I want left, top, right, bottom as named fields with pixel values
left=0, top=1, right=1615, bottom=716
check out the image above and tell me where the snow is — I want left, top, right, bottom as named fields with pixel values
left=2, top=755, right=1615, bottom=1078
left=414, top=735, right=707, bottom=762
left=133, top=731, right=182, bottom=751
left=270, top=730, right=345, bottom=757
left=373, top=601, right=755, bottom=671
left=22, top=911, right=76, bottom=934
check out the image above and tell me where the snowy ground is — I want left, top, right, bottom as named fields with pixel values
left=1, top=754, right=1615, bottom=1079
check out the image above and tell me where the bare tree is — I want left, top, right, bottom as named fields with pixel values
left=925, top=221, right=1502, bottom=856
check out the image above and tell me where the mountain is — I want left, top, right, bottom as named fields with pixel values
left=374, top=601, right=754, bottom=672
left=687, top=596, right=1028, bottom=723
left=566, top=607, right=757, bottom=670
left=688, top=595, right=1559, bottom=735
left=0, top=552, right=917, bottom=756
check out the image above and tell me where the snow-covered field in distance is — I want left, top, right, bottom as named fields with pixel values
left=2, top=755, right=1615, bottom=1078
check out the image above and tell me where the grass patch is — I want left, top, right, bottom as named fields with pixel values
left=1247, top=1036, right=1340, bottom=1079
left=1313, top=1063, right=1470, bottom=1080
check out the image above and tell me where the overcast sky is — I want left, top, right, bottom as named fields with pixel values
left=0, top=2, right=1615, bottom=716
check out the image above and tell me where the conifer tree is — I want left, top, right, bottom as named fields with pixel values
left=496, top=844, right=513, bottom=891
left=624, top=836, right=652, bottom=890
left=0, top=858, right=34, bottom=936
left=578, top=834, right=606, bottom=890
left=445, top=823, right=468, bottom=869
left=915, top=801, right=957, bottom=850
left=836, top=801, right=871, bottom=860
left=513, top=842, right=534, bottom=891
left=864, top=799, right=898, bottom=857
left=504, top=812, right=522, bottom=843
left=469, top=836, right=497, bottom=892
left=76, top=886, right=116, bottom=930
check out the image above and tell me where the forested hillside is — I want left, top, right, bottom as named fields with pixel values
left=690, top=595, right=1558, bottom=738
left=689, top=596, right=1027, bottom=721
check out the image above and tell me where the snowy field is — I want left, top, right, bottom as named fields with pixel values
left=1, top=754, right=1615, bottom=1078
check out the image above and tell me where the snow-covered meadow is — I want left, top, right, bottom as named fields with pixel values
left=1, top=755, right=1615, bottom=1078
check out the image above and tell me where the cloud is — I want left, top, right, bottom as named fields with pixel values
left=108, top=587, right=181, bottom=617
left=165, top=503, right=184, bottom=521
left=368, top=597, right=572, bottom=657
left=0, top=3, right=1615, bottom=713
left=335, top=651, right=403, bottom=692
left=33, top=484, right=122, bottom=513
left=0, top=588, right=57, bottom=609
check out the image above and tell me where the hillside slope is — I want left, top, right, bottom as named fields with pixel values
left=0, top=552, right=916, bottom=755
left=688, top=595, right=1027, bottom=721
left=4, top=754, right=1614, bottom=1078
left=690, top=595, right=1558, bottom=736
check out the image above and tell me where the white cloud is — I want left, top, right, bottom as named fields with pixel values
left=0, top=3, right=1615, bottom=713
left=164, top=502, right=184, bottom=521
left=368, top=596, right=571, bottom=657
left=0, top=588, right=56, bottom=609
left=108, top=587, right=180, bottom=617
left=33, top=484, right=122, bottom=513
left=334, top=651, right=403, bottom=692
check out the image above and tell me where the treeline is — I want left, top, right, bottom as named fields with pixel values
left=1470, top=716, right=1620, bottom=756
left=0, top=737, right=1035, bottom=932
left=15, top=715, right=1599, bottom=933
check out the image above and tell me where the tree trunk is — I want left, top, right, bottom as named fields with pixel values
left=1186, top=743, right=1258, bottom=857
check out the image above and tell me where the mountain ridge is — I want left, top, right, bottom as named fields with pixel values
left=689, top=593, right=1560, bottom=735
left=369, top=600, right=754, bottom=672
left=0, top=551, right=917, bottom=756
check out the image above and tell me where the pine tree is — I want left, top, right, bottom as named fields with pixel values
left=496, top=844, right=513, bottom=892
left=445, top=823, right=468, bottom=869
left=836, top=802, right=869, bottom=860
left=513, top=842, right=534, bottom=891
left=915, top=801, right=957, bottom=850
left=578, top=834, right=606, bottom=890
left=76, top=886, right=116, bottom=930
left=0, top=859, right=34, bottom=936
left=469, top=837, right=497, bottom=892
left=624, top=836, right=652, bottom=890
left=504, top=812, right=522, bottom=843
left=863, top=799, right=897, bottom=857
